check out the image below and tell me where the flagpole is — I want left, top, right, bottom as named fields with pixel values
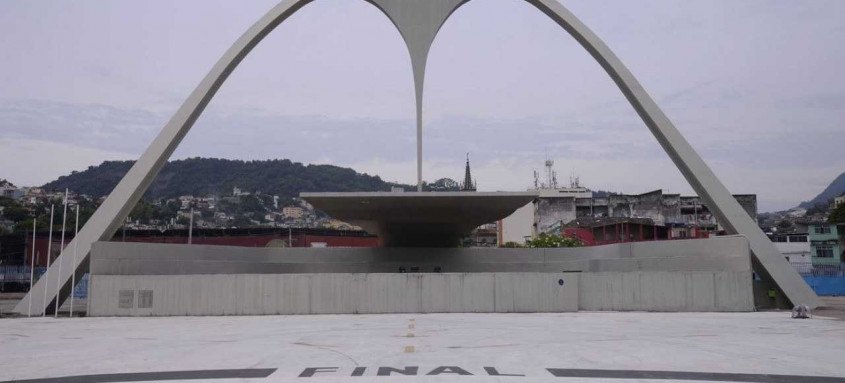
left=55, top=189, right=68, bottom=318
left=28, top=218, right=36, bottom=317
left=188, top=208, right=193, bottom=244
left=43, top=204, right=54, bottom=317
left=70, top=205, right=79, bottom=317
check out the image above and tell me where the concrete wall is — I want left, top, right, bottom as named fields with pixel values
left=88, top=272, right=579, bottom=316
left=499, top=202, right=533, bottom=244
left=580, top=271, right=752, bottom=312
left=88, top=236, right=754, bottom=315
left=90, top=236, right=752, bottom=275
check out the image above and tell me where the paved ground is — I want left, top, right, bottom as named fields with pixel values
left=1, top=311, right=844, bottom=382
left=0, top=295, right=86, bottom=317
left=816, top=297, right=845, bottom=320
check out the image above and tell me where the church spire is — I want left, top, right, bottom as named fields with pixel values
left=461, top=153, right=476, bottom=191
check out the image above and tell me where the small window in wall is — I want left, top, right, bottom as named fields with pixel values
left=118, top=290, right=134, bottom=309
left=788, top=235, right=808, bottom=243
left=138, top=290, right=154, bottom=308
left=816, top=245, right=834, bottom=258
left=814, top=226, right=832, bottom=234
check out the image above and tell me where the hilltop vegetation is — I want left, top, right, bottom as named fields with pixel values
left=799, top=171, right=845, bottom=209
left=42, top=158, right=415, bottom=199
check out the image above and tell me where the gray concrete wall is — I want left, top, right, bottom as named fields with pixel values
left=90, top=236, right=751, bottom=275
left=579, top=271, right=752, bottom=312
left=89, top=236, right=754, bottom=314
left=88, top=272, right=579, bottom=316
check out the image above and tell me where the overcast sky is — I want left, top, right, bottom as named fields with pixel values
left=0, top=0, right=843, bottom=212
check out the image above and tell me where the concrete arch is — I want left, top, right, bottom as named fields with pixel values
left=17, top=0, right=819, bottom=315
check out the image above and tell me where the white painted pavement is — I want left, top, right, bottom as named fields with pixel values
left=1, top=312, right=844, bottom=382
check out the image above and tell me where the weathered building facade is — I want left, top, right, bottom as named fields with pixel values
left=534, top=188, right=757, bottom=238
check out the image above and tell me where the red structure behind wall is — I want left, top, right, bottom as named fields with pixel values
left=561, top=218, right=709, bottom=247
left=25, top=227, right=378, bottom=267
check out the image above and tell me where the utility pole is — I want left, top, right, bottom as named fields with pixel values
left=43, top=204, right=54, bottom=316
left=188, top=208, right=193, bottom=244
left=70, top=205, right=79, bottom=317
left=56, top=189, right=68, bottom=318
left=28, top=218, right=36, bottom=317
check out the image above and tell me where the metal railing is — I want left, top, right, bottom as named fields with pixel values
left=793, top=263, right=845, bottom=277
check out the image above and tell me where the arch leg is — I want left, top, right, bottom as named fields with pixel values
left=525, top=0, right=820, bottom=308
left=14, top=0, right=315, bottom=315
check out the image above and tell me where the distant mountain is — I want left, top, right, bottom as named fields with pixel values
left=799, top=172, right=845, bottom=208
left=42, top=158, right=414, bottom=200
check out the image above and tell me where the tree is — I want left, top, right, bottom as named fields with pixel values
left=201, top=209, right=215, bottom=219
left=13, top=218, right=46, bottom=232
left=0, top=197, right=30, bottom=222
left=239, top=195, right=266, bottom=215
left=1, top=205, right=29, bottom=222
left=231, top=215, right=254, bottom=228
left=806, top=202, right=830, bottom=216
left=425, top=178, right=460, bottom=192
left=40, top=158, right=414, bottom=200
left=830, top=203, right=845, bottom=224
left=525, top=233, right=582, bottom=248
left=129, top=200, right=159, bottom=222
left=776, top=219, right=794, bottom=232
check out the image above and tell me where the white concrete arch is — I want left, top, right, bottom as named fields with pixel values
left=366, top=0, right=469, bottom=190
left=522, top=0, right=818, bottom=308
left=17, top=0, right=318, bottom=315
left=16, top=0, right=819, bottom=315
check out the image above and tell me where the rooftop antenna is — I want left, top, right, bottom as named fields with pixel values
left=569, top=170, right=581, bottom=188
left=533, top=170, right=539, bottom=190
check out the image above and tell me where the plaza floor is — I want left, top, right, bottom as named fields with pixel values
left=1, top=310, right=844, bottom=383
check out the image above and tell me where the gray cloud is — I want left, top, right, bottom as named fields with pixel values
left=0, top=0, right=843, bottom=213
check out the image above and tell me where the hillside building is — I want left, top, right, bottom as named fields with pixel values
left=282, top=206, right=304, bottom=220
left=533, top=188, right=757, bottom=237
left=0, top=180, right=21, bottom=199
left=808, top=223, right=845, bottom=266
left=498, top=162, right=757, bottom=245
left=768, top=232, right=812, bottom=269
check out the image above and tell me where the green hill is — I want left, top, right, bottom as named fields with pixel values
left=42, top=158, right=415, bottom=200
left=799, top=172, right=845, bottom=209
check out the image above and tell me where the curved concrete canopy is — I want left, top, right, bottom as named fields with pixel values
left=16, top=0, right=820, bottom=315
left=301, top=191, right=537, bottom=247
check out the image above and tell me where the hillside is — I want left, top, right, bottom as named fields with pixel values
left=799, top=172, right=845, bottom=208
left=42, top=158, right=414, bottom=200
